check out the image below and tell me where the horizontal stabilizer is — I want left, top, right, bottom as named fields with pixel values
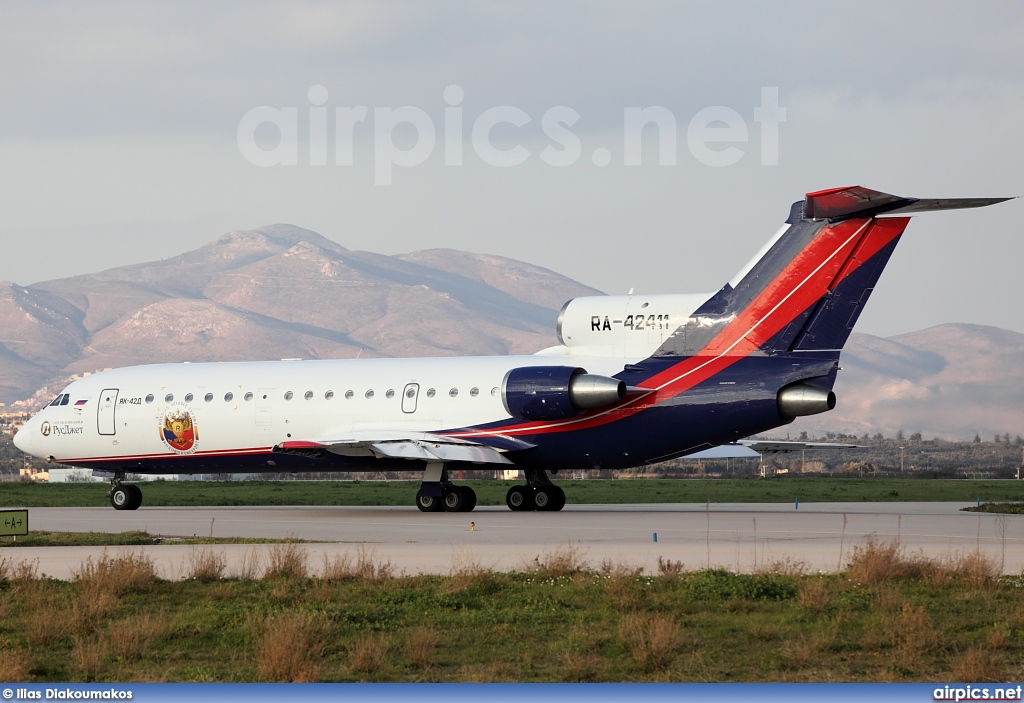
left=804, top=186, right=1013, bottom=221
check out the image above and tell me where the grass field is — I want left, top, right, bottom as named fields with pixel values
left=3, top=477, right=1024, bottom=508
left=0, top=540, right=1020, bottom=682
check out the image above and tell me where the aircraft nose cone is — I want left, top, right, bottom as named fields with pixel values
left=13, top=420, right=36, bottom=456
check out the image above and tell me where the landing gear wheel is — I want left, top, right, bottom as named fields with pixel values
left=443, top=485, right=477, bottom=512
left=459, top=486, right=477, bottom=512
left=126, top=484, right=143, bottom=510
left=549, top=486, right=566, bottom=511
left=506, top=485, right=535, bottom=512
left=416, top=492, right=443, bottom=512
left=533, top=486, right=552, bottom=511
left=110, top=486, right=132, bottom=511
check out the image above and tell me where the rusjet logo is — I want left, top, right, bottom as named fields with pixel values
left=40, top=421, right=50, bottom=436
left=159, top=403, right=199, bottom=455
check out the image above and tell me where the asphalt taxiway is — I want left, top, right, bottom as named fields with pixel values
left=4, top=502, right=1021, bottom=579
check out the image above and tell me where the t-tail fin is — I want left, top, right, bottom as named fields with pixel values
left=655, top=186, right=1012, bottom=358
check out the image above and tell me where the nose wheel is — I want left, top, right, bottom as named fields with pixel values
left=109, top=482, right=143, bottom=511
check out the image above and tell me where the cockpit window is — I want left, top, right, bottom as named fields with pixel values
left=60, top=395, right=70, bottom=405
left=49, top=395, right=62, bottom=407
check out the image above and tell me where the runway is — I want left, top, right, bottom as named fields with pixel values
left=5, top=502, right=1023, bottom=579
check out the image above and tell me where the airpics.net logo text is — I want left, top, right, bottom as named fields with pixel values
left=237, top=85, right=786, bottom=185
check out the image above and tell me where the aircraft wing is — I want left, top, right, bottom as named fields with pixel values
left=273, top=432, right=524, bottom=465
left=686, top=440, right=864, bottom=459
left=737, top=439, right=864, bottom=454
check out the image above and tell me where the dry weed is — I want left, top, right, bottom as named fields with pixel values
left=783, top=627, right=835, bottom=667
left=949, top=646, right=1000, bottom=682
left=72, top=636, right=108, bottom=680
left=405, top=627, right=441, bottom=669
left=945, top=551, right=1000, bottom=587
left=443, top=554, right=494, bottom=593
left=0, top=647, right=30, bottom=682
left=797, top=577, right=831, bottom=612
left=70, top=590, right=118, bottom=635
left=108, top=612, right=165, bottom=661
left=236, top=548, right=263, bottom=580
left=531, top=546, right=588, bottom=578
left=75, top=550, right=156, bottom=597
left=600, top=561, right=647, bottom=611
left=354, top=546, right=394, bottom=581
left=987, top=624, right=1011, bottom=650
left=891, top=603, right=932, bottom=670
left=618, top=613, right=681, bottom=671
left=558, top=653, right=604, bottom=682
left=757, top=557, right=808, bottom=576
left=8, top=559, right=39, bottom=582
left=656, top=556, right=685, bottom=576
left=457, top=661, right=515, bottom=682
left=846, top=537, right=929, bottom=584
left=186, top=546, right=226, bottom=582
left=25, top=600, right=71, bottom=646
left=321, top=553, right=354, bottom=581
left=348, top=632, right=390, bottom=674
left=264, top=542, right=308, bottom=580
left=254, top=612, right=324, bottom=682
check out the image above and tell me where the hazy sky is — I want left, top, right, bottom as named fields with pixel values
left=1, top=1, right=1022, bottom=337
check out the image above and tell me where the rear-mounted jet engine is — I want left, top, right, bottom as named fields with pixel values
left=502, top=366, right=626, bottom=421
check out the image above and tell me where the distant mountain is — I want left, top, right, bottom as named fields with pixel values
left=0, top=224, right=600, bottom=405
left=790, top=324, right=1024, bottom=441
left=1, top=225, right=1021, bottom=440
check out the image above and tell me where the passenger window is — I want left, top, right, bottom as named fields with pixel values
left=145, top=394, right=154, bottom=404
left=204, top=393, right=213, bottom=402
left=385, top=389, right=395, bottom=399
left=304, top=391, right=313, bottom=400
left=224, top=392, right=233, bottom=402
left=184, top=393, right=194, bottom=402
left=470, top=387, right=479, bottom=397
left=244, top=392, right=253, bottom=401
left=449, top=388, right=458, bottom=398
left=426, top=388, right=436, bottom=398
left=365, top=390, right=374, bottom=399
left=284, top=391, right=293, bottom=400
left=165, top=394, right=174, bottom=403
left=491, top=387, right=500, bottom=397
left=325, top=390, right=334, bottom=400
left=344, top=390, right=354, bottom=399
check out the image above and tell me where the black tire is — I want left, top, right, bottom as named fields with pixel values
left=549, top=486, right=566, bottom=512
left=459, top=486, right=477, bottom=512
left=110, top=486, right=131, bottom=510
left=533, top=486, right=552, bottom=511
left=416, top=492, right=443, bottom=512
left=127, top=484, right=143, bottom=510
left=443, top=486, right=465, bottom=512
left=506, top=485, right=534, bottom=511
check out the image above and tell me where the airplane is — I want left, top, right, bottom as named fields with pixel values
left=13, top=186, right=1012, bottom=512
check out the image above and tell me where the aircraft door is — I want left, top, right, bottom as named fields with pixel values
left=255, top=389, right=275, bottom=431
left=97, top=389, right=119, bottom=436
left=401, top=383, right=419, bottom=413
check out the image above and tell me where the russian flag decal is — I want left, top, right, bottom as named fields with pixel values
left=75, top=399, right=88, bottom=406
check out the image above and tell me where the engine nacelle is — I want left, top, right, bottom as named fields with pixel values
left=502, top=366, right=626, bottom=421
left=777, top=382, right=836, bottom=418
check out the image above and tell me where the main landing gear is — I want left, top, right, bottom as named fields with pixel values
left=505, top=469, right=565, bottom=512
left=415, top=462, right=477, bottom=513
left=413, top=464, right=566, bottom=513
left=109, top=473, right=143, bottom=511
